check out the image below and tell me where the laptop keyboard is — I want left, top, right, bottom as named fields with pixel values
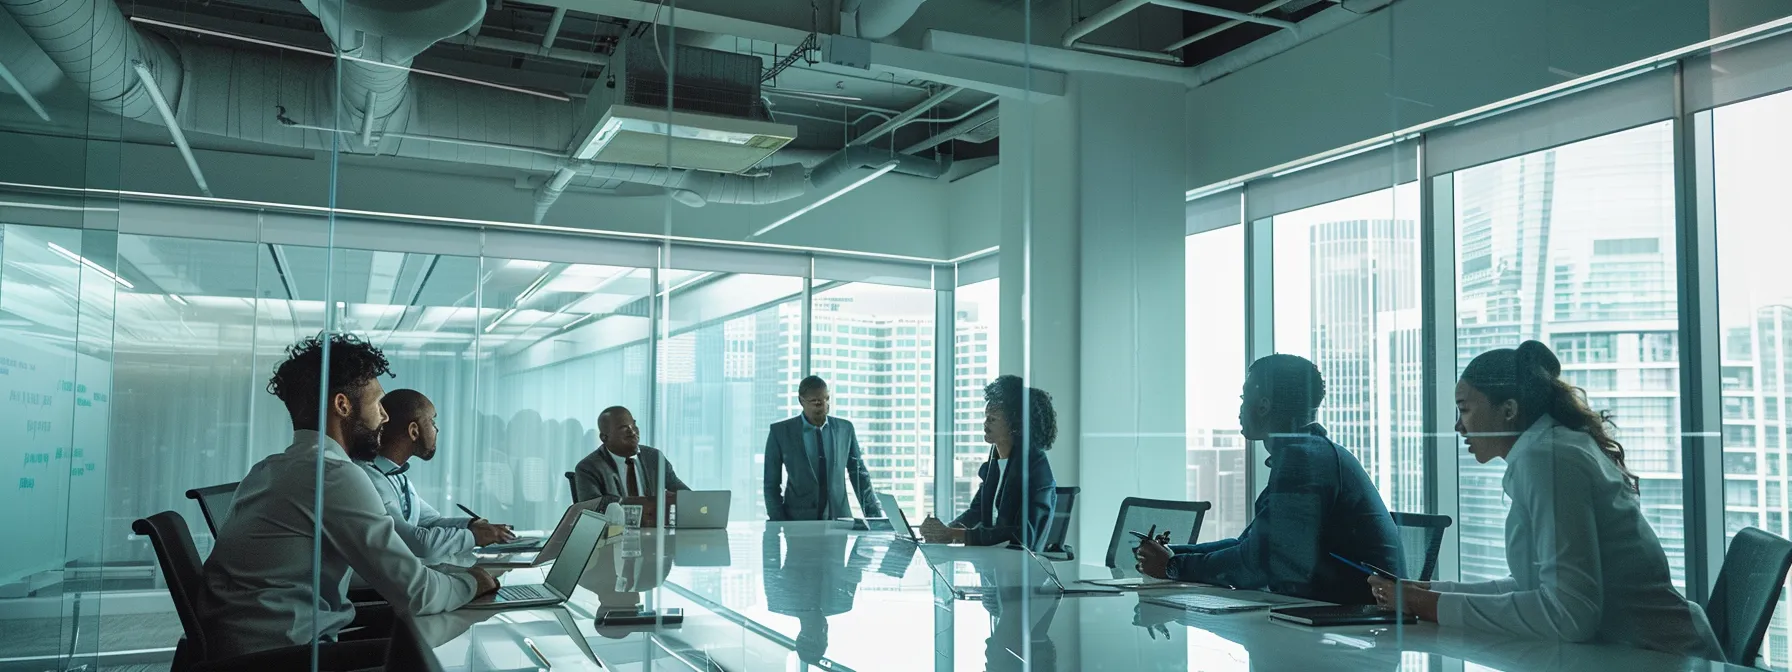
left=495, top=583, right=556, bottom=602
left=481, top=537, right=545, bottom=553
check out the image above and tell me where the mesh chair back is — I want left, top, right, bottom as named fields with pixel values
left=1708, top=526, right=1792, bottom=666
left=1389, top=512, right=1453, bottom=581
left=184, top=482, right=240, bottom=536
left=564, top=471, right=578, bottom=502
left=1043, top=487, right=1079, bottom=559
left=1105, top=498, right=1211, bottom=572
left=132, top=511, right=211, bottom=660
left=385, top=613, right=446, bottom=672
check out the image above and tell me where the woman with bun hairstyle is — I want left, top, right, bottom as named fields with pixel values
left=1366, top=340, right=1723, bottom=660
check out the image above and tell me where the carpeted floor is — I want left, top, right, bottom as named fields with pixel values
left=0, top=613, right=181, bottom=658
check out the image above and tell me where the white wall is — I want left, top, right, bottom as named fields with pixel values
left=0, top=131, right=955, bottom=261
left=1186, top=0, right=1792, bottom=188
left=946, top=165, right=1000, bottom=259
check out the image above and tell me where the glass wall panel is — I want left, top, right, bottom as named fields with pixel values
left=1271, top=184, right=1426, bottom=515
left=1185, top=226, right=1248, bottom=540
left=1449, top=121, right=1684, bottom=586
left=1713, top=88, right=1792, bottom=668
left=809, top=281, right=936, bottom=518
left=952, top=278, right=1000, bottom=515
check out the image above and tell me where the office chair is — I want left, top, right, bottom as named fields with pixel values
left=1042, top=486, right=1079, bottom=561
left=1389, top=512, right=1454, bottom=581
left=564, top=471, right=578, bottom=502
left=1707, top=526, right=1792, bottom=666
left=135, top=511, right=327, bottom=672
left=184, top=482, right=240, bottom=536
left=1105, top=498, right=1211, bottom=573
left=384, top=613, right=445, bottom=672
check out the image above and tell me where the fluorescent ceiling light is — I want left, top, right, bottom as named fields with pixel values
left=752, top=161, right=899, bottom=239
left=168, top=294, right=189, bottom=306
left=764, top=87, right=864, bottom=102
left=483, top=307, right=518, bottom=334
left=47, top=242, right=134, bottom=289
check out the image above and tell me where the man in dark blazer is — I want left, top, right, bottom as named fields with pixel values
left=763, top=376, right=884, bottom=521
left=572, top=406, right=688, bottom=502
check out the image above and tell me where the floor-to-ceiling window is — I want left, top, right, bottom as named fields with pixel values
left=1185, top=225, right=1248, bottom=539
left=951, top=277, right=999, bottom=515
left=1448, top=121, right=1685, bottom=585
left=1270, top=184, right=1426, bottom=516
left=1713, top=88, right=1792, bottom=668
left=810, top=281, right=936, bottom=518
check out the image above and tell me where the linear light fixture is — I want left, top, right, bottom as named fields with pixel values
left=128, top=17, right=571, bottom=102
left=47, top=242, right=135, bottom=289
left=752, top=161, right=899, bottom=239
left=167, top=294, right=189, bottom=306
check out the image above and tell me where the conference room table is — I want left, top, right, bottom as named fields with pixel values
left=417, top=520, right=1749, bottom=671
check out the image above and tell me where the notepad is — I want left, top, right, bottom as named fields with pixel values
left=1268, top=604, right=1418, bottom=626
left=1080, top=576, right=1187, bottom=590
left=1142, top=592, right=1285, bottom=614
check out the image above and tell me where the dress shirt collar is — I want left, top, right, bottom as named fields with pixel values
left=1501, top=415, right=1561, bottom=495
left=803, top=415, right=829, bottom=431
left=372, top=454, right=409, bottom=477
left=287, top=429, right=353, bottom=463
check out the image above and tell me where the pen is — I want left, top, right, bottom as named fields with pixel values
left=456, top=503, right=482, bottom=521
left=522, top=636, right=552, bottom=670
left=1328, top=552, right=1400, bottom=580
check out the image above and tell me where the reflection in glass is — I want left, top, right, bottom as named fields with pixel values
left=954, top=278, right=1001, bottom=515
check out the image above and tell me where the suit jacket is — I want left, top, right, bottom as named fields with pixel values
left=951, top=447, right=1057, bottom=551
left=763, top=415, right=883, bottom=521
left=572, top=444, right=689, bottom=503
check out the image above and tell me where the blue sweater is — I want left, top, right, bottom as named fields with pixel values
left=1167, top=425, right=1402, bottom=605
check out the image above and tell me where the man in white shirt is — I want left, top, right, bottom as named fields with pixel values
left=197, top=335, right=498, bottom=668
left=358, top=389, right=516, bottom=565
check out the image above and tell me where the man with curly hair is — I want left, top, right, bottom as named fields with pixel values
left=197, top=334, right=497, bottom=667
left=919, top=375, right=1060, bottom=550
left=1133, top=354, right=1403, bottom=605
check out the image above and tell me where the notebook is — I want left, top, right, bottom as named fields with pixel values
left=1142, top=592, right=1289, bottom=614
left=1268, top=604, right=1419, bottom=626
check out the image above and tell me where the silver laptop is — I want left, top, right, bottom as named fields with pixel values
left=464, top=510, right=608, bottom=609
left=673, top=490, right=730, bottom=529
left=875, top=492, right=923, bottom=543
left=476, top=498, right=607, bottom=568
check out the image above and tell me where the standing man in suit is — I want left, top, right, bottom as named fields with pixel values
left=572, top=406, right=689, bottom=502
left=763, top=376, right=884, bottom=521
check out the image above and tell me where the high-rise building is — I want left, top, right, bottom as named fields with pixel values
left=1722, top=305, right=1792, bottom=665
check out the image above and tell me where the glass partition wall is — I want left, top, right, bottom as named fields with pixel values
left=1185, top=19, right=1792, bottom=669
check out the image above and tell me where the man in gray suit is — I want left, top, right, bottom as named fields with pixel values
left=763, top=376, right=884, bottom=521
left=573, top=406, right=688, bottom=502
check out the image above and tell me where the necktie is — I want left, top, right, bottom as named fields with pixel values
left=398, top=474, right=412, bottom=520
left=816, top=427, right=830, bottom=519
left=625, top=456, right=641, bottom=497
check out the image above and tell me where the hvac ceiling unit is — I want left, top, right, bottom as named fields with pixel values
left=571, top=36, right=797, bottom=174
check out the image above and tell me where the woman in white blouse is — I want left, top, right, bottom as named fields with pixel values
left=1367, top=340, right=1724, bottom=661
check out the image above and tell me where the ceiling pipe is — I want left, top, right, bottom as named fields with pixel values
left=1188, top=0, right=1389, bottom=86
left=850, top=85, right=963, bottom=146
left=132, top=61, right=211, bottom=197
left=296, top=0, right=486, bottom=141
left=541, top=8, right=567, bottom=49
left=0, top=58, right=48, bottom=122
left=0, top=0, right=182, bottom=122
left=1160, top=0, right=1298, bottom=54
left=901, top=106, right=997, bottom=154
left=849, top=0, right=932, bottom=40
left=440, top=33, right=610, bottom=67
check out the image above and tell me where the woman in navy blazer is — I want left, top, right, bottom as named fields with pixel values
left=920, top=375, right=1058, bottom=550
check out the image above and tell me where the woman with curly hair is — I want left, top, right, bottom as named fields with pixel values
left=919, top=375, right=1060, bottom=550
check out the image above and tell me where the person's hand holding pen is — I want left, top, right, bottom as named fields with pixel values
left=458, top=504, right=517, bottom=546
left=1130, top=525, right=1174, bottom=579
left=1335, top=553, right=1440, bottom=621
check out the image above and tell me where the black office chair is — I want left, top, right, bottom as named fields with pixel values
left=135, top=511, right=329, bottom=672
left=384, top=613, right=445, bottom=672
left=1389, top=512, right=1453, bottom=581
left=1105, top=498, right=1211, bottom=573
left=1707, top=526, right=1792, bottom=667
left=564, top=471, right=578, bottom=502
left=1042, top=486, right=1079, bottom=561
left=184, top=482, right=240, bottom=536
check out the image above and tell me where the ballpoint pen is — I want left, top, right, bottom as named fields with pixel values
left=522, top=637, right=552, bottom=670
left=456, top=503, right=482, bottom=521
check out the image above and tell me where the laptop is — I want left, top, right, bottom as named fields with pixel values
left=1019, top=545, right=1121, bottom=596
left=673, top=490, right=730, bottom=529
left=464, top=509, right=608, bottom=609
left=875, top=492, right=925, bottom=543
left=476, top=498, right=608, bottom=568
